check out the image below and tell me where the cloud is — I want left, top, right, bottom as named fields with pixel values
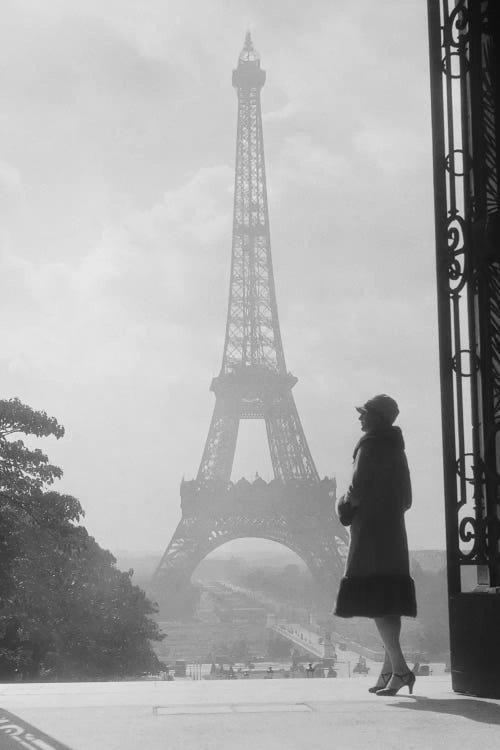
left=0, top=161, right=22, bottom=194
left=353, top=119, right=431, bottom=173
left=0, top=165, right=232, bottom=383
left=275, top=134, right=349, bottom=189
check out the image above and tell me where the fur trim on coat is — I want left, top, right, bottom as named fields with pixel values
left=334, top=575, right=417, bottom=618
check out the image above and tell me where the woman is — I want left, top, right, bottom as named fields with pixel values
left=334, top=394, right=417, bottom=696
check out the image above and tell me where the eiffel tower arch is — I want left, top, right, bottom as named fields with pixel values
left=153, top=34, right=348, bottom=598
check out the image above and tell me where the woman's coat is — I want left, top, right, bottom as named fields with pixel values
left=334, top=425, right=416, bottom=618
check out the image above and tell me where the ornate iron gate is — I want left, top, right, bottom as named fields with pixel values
left=427, top=0, right=500, bottom=696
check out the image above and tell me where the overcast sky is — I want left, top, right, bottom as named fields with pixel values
left=1, top=0, right=444, bottom=558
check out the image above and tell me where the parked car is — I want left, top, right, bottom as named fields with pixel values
left=353, top=657, right=370, bottom=675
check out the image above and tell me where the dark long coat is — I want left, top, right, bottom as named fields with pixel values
left=334, top=426, right=417, bottom=618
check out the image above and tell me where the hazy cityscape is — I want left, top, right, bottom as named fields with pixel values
left=114, top=544, right=449, bottom=679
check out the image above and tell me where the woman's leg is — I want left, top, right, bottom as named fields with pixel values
left=380, top=649, right=392, bottom=675
left=374, top=615, right=411, bottom=683
left=372, top=648, right=392, bottom=688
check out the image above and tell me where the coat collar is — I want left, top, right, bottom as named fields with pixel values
left=353, top=425, right=404, bottom=459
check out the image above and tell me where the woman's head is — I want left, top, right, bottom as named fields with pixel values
left=356, top=394, right=399, bottom=432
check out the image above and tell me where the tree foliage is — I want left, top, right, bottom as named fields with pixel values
left=0, top=397, right=164, bottom=680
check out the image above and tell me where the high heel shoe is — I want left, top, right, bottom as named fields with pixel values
left=376, top=671, right=416, bottom=696
left=368, top=672, right=392, bottom=694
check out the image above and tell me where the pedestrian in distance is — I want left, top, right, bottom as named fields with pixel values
left=333, top=394, right=417, bottom=696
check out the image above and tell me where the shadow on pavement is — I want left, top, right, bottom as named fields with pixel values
left=390, top=696, right=500, bottom=726
left=0, top=708, right=72, bottom=749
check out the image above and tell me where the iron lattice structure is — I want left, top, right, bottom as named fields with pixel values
left=154, top=34, right=347, bottom=593
left=428, top=0, right=500, bottom=695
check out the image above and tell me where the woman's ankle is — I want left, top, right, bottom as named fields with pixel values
left=390, top=666, right=410, bottom=679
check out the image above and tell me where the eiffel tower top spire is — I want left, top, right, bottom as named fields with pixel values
left=233, top=32, right=266, bottom=90
left=239, top=31, right=259, bottom=62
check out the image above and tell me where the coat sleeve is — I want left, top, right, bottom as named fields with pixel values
left=344, top=443, right=374, bottom=508
left=399, top=451, right=412, bottom=510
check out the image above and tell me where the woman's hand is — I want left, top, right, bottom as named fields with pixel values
left=336, top=493, right=357, bottom=526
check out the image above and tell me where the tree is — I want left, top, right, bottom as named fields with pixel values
left=0, top=397, right=164, bottom=680
left=0, top=399, right=65, bottom=604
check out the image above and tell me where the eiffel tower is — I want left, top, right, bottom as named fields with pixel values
left=154, top=33, right=347, bottom=595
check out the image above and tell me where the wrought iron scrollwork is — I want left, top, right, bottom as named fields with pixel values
left=459, top=514, right=500, bottom=564
left=446, top=212, right=468, bottom=292
left=443, top=0, right=471, bottom=49
left=442, top=50, right=468, bottom=78
left=455, top=452, right=476, bottom=483
left=445, top=149, right=465, bottom=177
left=459, top=516, right=480, bottom=560
left=451, top=350, right=480, bottom=377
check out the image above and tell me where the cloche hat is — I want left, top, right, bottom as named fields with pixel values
left=355, top=394, right=400, bottom=425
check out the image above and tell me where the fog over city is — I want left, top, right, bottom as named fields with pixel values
left=0, top=0, right=441, bottom=557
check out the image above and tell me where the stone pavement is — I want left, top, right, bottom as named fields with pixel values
left=0, top=676, right=499, bottom=750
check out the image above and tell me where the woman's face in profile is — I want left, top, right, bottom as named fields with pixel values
left=358, top=410, right=369, bottom=432
left=358, top=410, right=383, bottom=432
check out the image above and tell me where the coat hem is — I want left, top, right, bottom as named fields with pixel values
left=334, top=574, right=417, bottom=619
